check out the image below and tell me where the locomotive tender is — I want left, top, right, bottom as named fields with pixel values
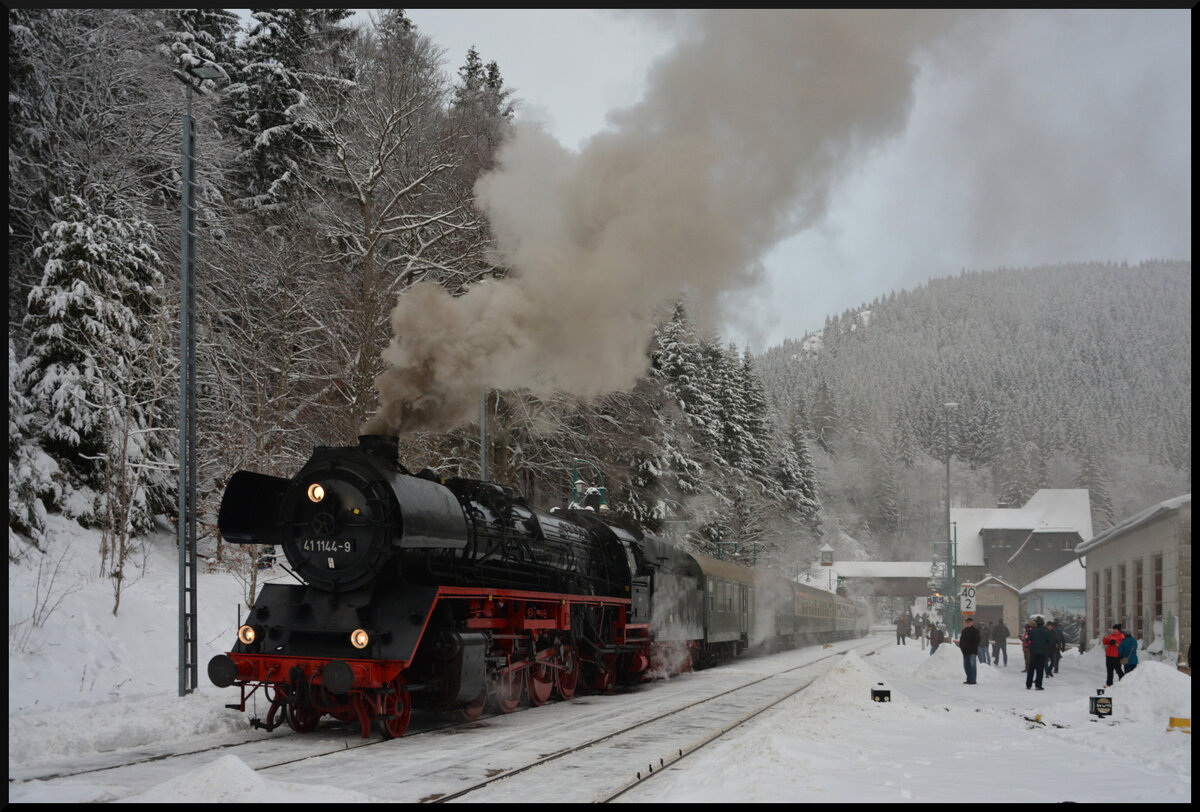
left=208, top=435, right=867, bottom=739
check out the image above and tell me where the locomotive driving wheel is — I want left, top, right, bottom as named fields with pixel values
left=527, top=658, right=555, bottom=707
left=459, top=688, right=488, bottom=721
left=286, top=701, right=322, bottom=734
left=377, top=675, right=413, bottom=740
left=555, top=646, right=580, bottom=701
left=494, top=667, right=523, bottom=714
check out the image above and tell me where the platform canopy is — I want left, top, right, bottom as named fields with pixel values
left=830, top=561, right=935, bottom=597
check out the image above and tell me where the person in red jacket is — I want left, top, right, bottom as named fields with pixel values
left=1102, top=623, right=1126, bottom=686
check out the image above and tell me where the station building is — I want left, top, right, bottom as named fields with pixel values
left=950, top=489, right=1094, bottom=588
left=1075, top=494, right=1191, bottom=665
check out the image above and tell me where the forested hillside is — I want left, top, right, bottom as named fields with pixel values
left=757, top=261, right=1191, bottom=560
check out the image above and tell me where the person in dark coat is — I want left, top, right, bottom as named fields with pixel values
left=1045, top=620, right=1065, bottom=675
left=958, top=617, right=981, bottom=684
left=992, top=619, right=1009, bottom=666
left=1102, top=624, right=1126, bottom=686
left=1026, top=617, right=1052, bottom=690
left=978, top=621, right=991, bottom=665
left=896, top=614, right=909, bottom=645
left=929, top=624, right=943, bottom=654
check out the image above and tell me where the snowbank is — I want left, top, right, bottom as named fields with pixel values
left=121, top=754, right=376, bottom=803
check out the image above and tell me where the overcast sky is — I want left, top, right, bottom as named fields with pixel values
left=400, top=10, right=1190, bottom=352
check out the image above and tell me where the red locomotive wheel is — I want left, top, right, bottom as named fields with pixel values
left=459, top=688, right=487, bottom=721
left=378, top=676, right=413, bottom=740
left=286, top=702, right=322, bottom=734
left=527, top=660, right=554, bottom=707
left=494, top=669, right=523, bottom=714
left=593, top=653, right=619, bottom=693
left=555, top=647, right=580, bottom=701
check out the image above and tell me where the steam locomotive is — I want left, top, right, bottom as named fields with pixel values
left=208, top=435, right=868, bottom=739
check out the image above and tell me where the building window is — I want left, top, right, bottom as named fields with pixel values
left=1062, top=538, right=1071, bottom=551
left=1118, top=563, right=1127, bottom=628
left=1104, top=568, right=1113, bottom=629
left=1153, top=555, right=1163, bottom=619
left=1135, top=559, right=1144, bottom=638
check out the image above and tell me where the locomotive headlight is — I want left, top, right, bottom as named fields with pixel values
left=237, top=625, right=258, bottom=645
left=307, top=483, right=325, bottom=503
left=350, top=628, right=370, bottom=649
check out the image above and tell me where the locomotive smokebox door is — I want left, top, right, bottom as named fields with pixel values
left=871, top=682, right=891, bottom=702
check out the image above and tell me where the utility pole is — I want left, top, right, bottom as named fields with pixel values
left=172, top=60, right=224, bottom=697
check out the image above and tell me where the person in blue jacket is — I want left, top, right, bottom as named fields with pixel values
left=1117, top=629, right=1139, bottom=675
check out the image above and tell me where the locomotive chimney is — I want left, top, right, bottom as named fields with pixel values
left=358, top=434, right=400, bottom=466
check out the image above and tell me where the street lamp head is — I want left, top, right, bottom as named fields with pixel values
left=172, top=59, right=227, bottom=95
left=179, top=53, right=226, bottom=81
left=188, top=64, right=225, bottom=81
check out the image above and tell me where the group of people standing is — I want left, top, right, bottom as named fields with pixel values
left=955, top=615, right=1064, bottom=687
left=1018, top=616, right=1065, bottom=689
left=895, top=612, right=950, bottom=653
left=904, top=609, right=1142, bottom=690
left=1102, top=623, right=1139, bottom=685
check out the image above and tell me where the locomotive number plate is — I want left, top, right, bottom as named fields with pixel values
left=301, top=538, right=355, bottom=554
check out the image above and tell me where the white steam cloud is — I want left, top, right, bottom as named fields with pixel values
left=365, top=10, right=961, bottom=435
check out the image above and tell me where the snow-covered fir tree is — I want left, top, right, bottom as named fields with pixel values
left=19, top=192, right=174, bottom=534
left=226, top=9, right=354, bottom=212
left=9, top=345, right=60, bottom=550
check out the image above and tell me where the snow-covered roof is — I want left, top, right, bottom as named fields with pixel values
left=1019, top=558, right=1087, bottom=595
left=950, top=489, right=1094, bottom=566
left=830, top=561, right=932, bottom=579
left=971, top=574, right=1020, bottom=593
left=1074, top=494, right=1190, bottom=555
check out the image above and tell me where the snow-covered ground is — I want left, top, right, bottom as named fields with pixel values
left=8, top=520, right=1192, bottom=803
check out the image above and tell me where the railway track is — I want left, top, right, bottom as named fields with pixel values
left=423, top=636, right=889, bottom=803
left=10, top=636, right=887, bottom=802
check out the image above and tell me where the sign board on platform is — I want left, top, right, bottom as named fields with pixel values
left=960, top=585, right=976, bottom=614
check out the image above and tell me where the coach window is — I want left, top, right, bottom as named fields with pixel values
left=708, top=580, right=714, bottom=613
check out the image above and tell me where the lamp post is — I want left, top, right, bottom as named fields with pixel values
left=715, top=524, right=737, bottom=560
left=943, top=401, right=959, bottom=639
left=172, top=60, right=224, bottom=698
left=570, top=458, right=607, bottom=509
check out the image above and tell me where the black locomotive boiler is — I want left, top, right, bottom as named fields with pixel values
left=208, top=435, right=867, bottom=738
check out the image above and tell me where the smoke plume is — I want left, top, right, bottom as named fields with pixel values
left=365, top=10, right=958, bottom=435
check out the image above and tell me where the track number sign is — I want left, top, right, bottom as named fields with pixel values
left=960, top=585, right=976, bottom=614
